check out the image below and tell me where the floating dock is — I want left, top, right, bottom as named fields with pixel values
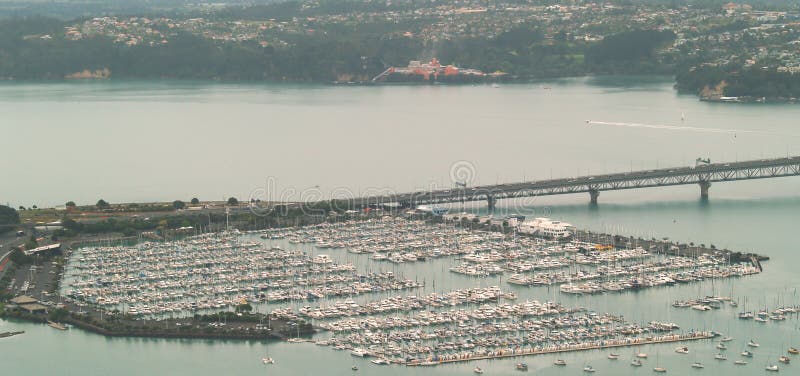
left=405, top=332, right=715, bottom=366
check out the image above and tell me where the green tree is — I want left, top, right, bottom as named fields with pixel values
left=25, top=235, right=38, bottom=250
left=227, top=197, right=239, bottom=206
left=0, top=205, right=20, bottom=225
left=49, top=308, right=69, bottom=322
left=190, top=198, right=200, bottom=205
left=65, top=201, right=76, bottom=207
left=96, top=199, right=110, bottom=209
left=173, top=200, right=186, bottom=210
left=9, top=249, right=33, bottom=265
left=235, top=303, right=253, bottom=313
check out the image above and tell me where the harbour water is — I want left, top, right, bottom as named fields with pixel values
left=2, top=78, right=800, bottom=375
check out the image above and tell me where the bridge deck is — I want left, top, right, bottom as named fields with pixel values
left=344, top=156, right=800, bottom=207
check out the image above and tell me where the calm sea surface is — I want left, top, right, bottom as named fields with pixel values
left=2, top=78, right=800, bottom=375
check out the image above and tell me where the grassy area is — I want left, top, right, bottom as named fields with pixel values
left=18, top=209, right=61, bottom=225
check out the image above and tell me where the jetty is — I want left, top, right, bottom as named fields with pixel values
left=405, top=332, right=715, bottom=366
left=0, top=331, right=25, bottom=338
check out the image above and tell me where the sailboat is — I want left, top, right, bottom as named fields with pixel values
left=653, top=351, right=667, bottom=372
left=765, top=363, right=779, bottom=372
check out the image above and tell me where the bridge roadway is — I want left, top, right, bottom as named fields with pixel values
left=342, top=156, right=800, bottom=210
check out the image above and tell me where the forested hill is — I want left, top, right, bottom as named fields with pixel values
left=0, top=15, right=676, bottom=82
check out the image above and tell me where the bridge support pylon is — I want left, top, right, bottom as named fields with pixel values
left=487, top=195, right=497, bottom=213
left=699, top=181, right=711, bottom=200
left=589, top=189, right=600, bottom=206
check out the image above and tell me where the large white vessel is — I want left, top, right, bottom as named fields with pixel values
left=517, top=217, right=574, bottom=239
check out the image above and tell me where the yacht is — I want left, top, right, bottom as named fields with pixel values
left=741, top=350, right=753, bottom=357
left=47, top=321, right=67, bottom=330
left=554, top=359, right=567, bottom=366
left=675, top=346, right=689, bottom=354
left=631, top=359, right=643, bottom=367
left=473, top=367, right=484, bottom=374
left=778, top=356, right=790, bottom=364
left=747, top=340, right=760, bottom=347
left=716, top=343, right=727, bottom=350
left=734, top=360, right=747, bottom=365
left=583, top=365, right=596, bottom=373
left=765, top=364, right=779, bottom=372
left=350, top=348, right=368, bottom=357
left=608, top=353, right=620, bottom=360
left=637, top=352, right=648, bottom=358
left=653, top=366, right=667, bottom=373
left=515, top=363, right=528, bottom=371
left=714, top=353, right=727, bottom=360
left=370, top=358, right=390, bottom=365
left=262, top=357, right=274, bottom=364
left=721, top=336, right=734, bottom=342
left=789, top=347, right=799, bottom=355
left=691, top=362, right=704, bottom=369
left=351, top=365, right=358, bottom=371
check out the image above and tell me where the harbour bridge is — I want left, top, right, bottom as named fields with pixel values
left=341, top=156, right=800, bottom=211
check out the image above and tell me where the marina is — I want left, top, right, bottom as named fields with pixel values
left=45, top=215, right=785, bottom=369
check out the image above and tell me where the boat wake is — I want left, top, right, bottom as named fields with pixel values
left=585, top=120, right=800, bottom=138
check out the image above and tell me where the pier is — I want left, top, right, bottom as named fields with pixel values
left=573, top=229, right=769, bottom=262
left=404, top=332, right=715, bottom=366
left=340, top=156, right=800, bottom=210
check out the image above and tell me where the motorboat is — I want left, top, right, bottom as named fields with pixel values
left=583, top=365, right=596, bottom=373
left=691, top=362, right=704, bottom=369
left=554, top=359, right=567, bottom=366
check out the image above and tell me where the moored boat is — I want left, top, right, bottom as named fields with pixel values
left=47, top=321, right=67, bottom=330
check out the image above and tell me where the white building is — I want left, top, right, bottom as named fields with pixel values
left=517, top=217, right=574, bottom=239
